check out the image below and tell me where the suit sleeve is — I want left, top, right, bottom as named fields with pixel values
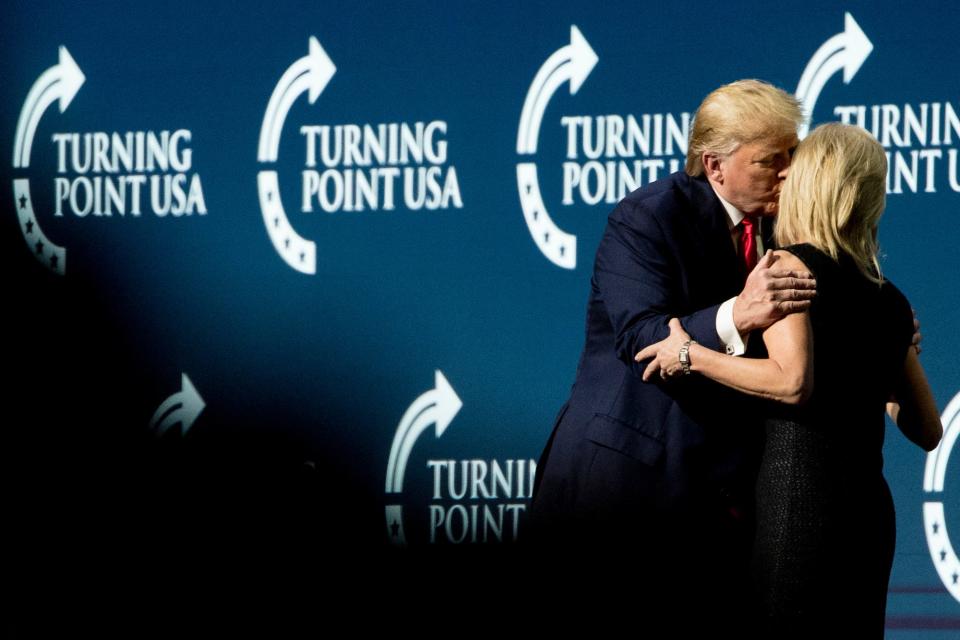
left=594, top=199, right=724, bottom=377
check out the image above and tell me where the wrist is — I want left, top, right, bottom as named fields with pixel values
left=732, top=296, right=755, bottom=335
left=687, top=343, right=707, bottom=373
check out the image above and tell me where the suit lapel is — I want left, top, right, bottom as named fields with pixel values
left=681, top=174, right=742, bottom=295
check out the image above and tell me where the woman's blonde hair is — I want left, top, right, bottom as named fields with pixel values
left=776, top=122, right=887, bottom=284
left=685, top=79, right=804, bottom=176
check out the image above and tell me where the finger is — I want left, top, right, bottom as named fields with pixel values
left=776, top=300, right=813, bottom=313
left=668, top=317, right=682, bottom=332
left=636, top=345, right=655, bottom=361
left=756, top=249, right=776, bottom=269
left=767, top=268, right=814, bottom=279
left=770, top=288, right=817, bottom=301
left=643, top=359, right=660, bottom=382
left=766, top=272, right=817, bottom=288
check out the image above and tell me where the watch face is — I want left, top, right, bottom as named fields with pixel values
left=679, top=342, right=692, bottom=372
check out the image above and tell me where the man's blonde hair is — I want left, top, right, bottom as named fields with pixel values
left=776, top=122, right=887, bottom=284
left=685, top=79, right=804, bottom=176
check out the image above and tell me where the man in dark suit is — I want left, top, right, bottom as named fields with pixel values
left=529, top=80, right=813, bottom=631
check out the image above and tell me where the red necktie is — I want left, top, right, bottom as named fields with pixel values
left=740, top=216, right=757, bottom=273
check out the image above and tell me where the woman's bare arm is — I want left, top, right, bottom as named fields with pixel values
left=687, top=309, right=813, bottom=405
left=887, top=347, right=942, bottom=451
left=636, top=250, right=813, bottom=405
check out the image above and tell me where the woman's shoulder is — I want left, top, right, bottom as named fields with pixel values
left=772, top=246, right=813, bottom=273
left=776, top=243, right=837, bottom=279
left=880, top=278, right=914, bottom=325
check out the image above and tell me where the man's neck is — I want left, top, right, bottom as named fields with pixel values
left=708, top=181, right=745, bottom=231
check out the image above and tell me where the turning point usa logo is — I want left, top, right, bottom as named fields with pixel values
left=923, top=390, right=960, bottom=604
left=12, top=47, right=207, bottom=275
left=384, top=371, right=535, bottom=545
left=256, top=36, right=462, bottom=275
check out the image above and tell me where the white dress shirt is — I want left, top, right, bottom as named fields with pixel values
left=711, top=187, right=764, bottom=356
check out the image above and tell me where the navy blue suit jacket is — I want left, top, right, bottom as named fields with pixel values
left=531, top=171, right=767, bottom=534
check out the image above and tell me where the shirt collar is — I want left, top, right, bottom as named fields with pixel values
left=709, top=183, right=745, bottom=231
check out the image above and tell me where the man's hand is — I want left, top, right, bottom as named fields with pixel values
left=733, top=250, right=816, bottom=335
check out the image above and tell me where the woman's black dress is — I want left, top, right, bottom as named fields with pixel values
left=752, top=243, right=915, bottom=637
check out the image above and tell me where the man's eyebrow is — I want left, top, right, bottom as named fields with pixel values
left=756, top=147, right=792, bottom=160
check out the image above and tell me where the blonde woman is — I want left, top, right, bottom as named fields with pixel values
left=636, top=122, right=941, bottom=635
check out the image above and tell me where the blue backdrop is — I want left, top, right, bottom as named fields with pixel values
left=3, top=1, right=958, bottom=634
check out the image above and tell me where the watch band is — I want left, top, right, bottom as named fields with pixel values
left=679, top=340, right=697, bottom=375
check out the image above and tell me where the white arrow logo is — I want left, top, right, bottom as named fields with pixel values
left=13, top=46, right=85, bottom=169
left=795, top=12, right=872, bottom=139
left=384, top=370, right=462, bottom=545
left=149, top=373, right=206, bottom=437
left=923, top=390, right=960, bottom=603
left=516, top=25, right=598, bottom=270
left=256, top=36, right=336, bottom=275
left=12, top=46, right=85, bottom=274
left=516, top=25, right=597, bottom=156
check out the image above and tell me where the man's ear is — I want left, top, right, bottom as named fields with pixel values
left=702, top=152, right=723, bottom=183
